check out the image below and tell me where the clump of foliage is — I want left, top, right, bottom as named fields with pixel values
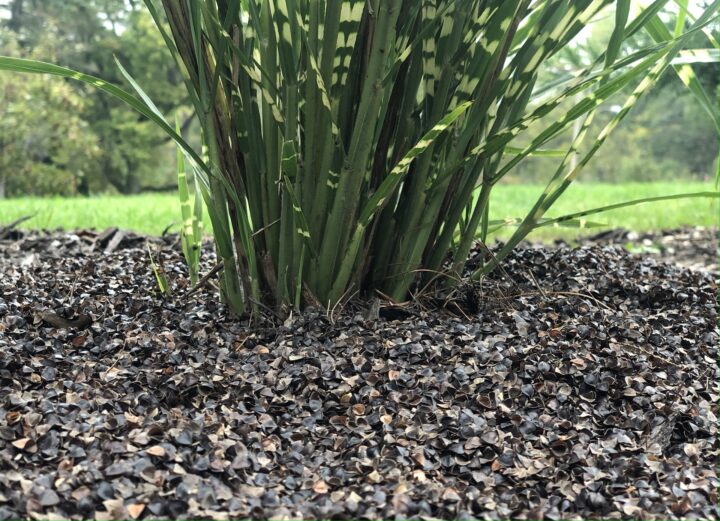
left=1, top=1, right=718, bottom=315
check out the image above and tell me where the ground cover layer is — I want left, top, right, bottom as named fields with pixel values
left=0, top=227, right=717, bottom=520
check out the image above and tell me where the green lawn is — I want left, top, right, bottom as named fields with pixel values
left=0, top=181, right=716, bottom=243
left=488, top=180, right=718, bottom=241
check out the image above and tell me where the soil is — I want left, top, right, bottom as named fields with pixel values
left=0, top=226, right=717, bottom=520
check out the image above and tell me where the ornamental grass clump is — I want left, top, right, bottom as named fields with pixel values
left=1, top=1, right=718, bottom=315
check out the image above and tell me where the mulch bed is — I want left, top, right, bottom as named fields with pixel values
left=573, top=226, right=718, bottom=275
left=0, top=227, right=717, bottom=520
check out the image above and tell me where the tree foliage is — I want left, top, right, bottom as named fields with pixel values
left=0, top=30, right=100, bottom=197
left=0, top=0, right=189, bottom=196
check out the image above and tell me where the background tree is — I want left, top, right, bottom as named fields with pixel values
left=0, top=27, right=100, bottom=197
left=0, top=0, right=190, bottom=196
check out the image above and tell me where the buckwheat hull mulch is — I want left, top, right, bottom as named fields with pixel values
left=0, top=229, right=717, bottom=520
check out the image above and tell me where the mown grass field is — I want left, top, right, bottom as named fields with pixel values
left=0, top=181, right=716, bottom=243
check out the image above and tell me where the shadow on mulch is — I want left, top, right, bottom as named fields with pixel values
left=0, top=227, right=717, bottom=520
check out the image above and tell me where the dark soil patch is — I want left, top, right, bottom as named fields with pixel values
left=0, top=228, right=717, bottom=520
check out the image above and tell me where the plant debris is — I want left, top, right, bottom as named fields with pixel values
left=0, top=228, right=717, bottom=520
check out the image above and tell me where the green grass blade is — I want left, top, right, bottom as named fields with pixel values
left=503, top=146, right=566, bottom=157
left=358, top=101, right=473, bottom=226
left=671, top=48, right=720, bottom=64
left=536, top=192, right=720, bottom=229
left=176, top=115, right=201, bottom=286
left=147, top=244, right=171, bottom=296
left=484, top=217, right=607, bottom=234
left=0, top=57, right=209, bottom=175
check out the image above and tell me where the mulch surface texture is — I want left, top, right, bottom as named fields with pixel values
left=0, top=226, right=717, bottom=520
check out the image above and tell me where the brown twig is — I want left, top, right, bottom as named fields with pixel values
left=185, top=261, right=225, bottom=297
left=38, top=311, right=92, bottom=329
left=526, top=270, right=547, bottom=298
left=475, top=239, right=519, bottom=288
left=247, top=297, right=285, bottom=321
left=328, top=287, right=359, bottom=324
left=0, top=214, right=35, bottom=240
